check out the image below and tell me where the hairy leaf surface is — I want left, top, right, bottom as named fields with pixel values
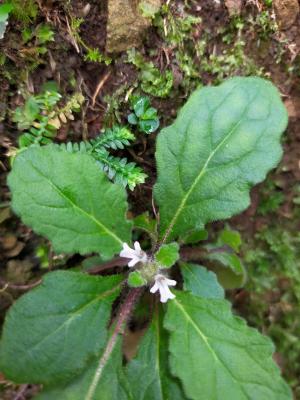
left=8, top=145, right=132, bottom=257
left=127, top=308, right=185, bottom=400
left=154, top=77, right=288, bottom=240
left=181, top=263, right=224, bottom=299
left=155, top=242, right=179, bottom=268
left=0, top=271, right=122, bottom=385
left=36, top=339, right=132, bottom=400
left=165, top=291, right=292, bottom=400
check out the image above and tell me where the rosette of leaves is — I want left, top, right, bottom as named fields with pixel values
left=128, top=96, right=160, bottom=134
left=0, top=77, right=293, bottom=400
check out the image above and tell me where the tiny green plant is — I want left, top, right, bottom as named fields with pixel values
left=9, top=0, right=37, bottom=25
left=20, top=23, right=55, bottom=61
left=0, top=77, right=292, bottom=399
left=127, top=95, right=160, bottom=134
left=12, top=87, right=84, bottom=148
left=69, top=17, right=112, bottom=65
left=127, top=48, right=173, bottom=98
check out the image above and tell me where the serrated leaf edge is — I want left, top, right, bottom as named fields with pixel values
left=165, top=294, right=291, bottom=399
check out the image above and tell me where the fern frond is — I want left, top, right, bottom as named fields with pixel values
left=58, top=127, right=146, bottom=189
left=19, top=118, right=57, bottom=148
left=91, top=126, right=135, bottom=150
left=59, top=141, right=94, bottom=153
left=94, top=149, right=147, bottom=190
left=60, top=126, right=135, bottom=153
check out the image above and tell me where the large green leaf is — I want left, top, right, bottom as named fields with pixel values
left=127, top=307, right=185, bottom=400
left=0, top=271, right=122, bottom=385
left=36, top=339, right=132, bottom=400
left=8, top=145, right=132, bottom=258
left=181, top=263, right=224, bottom=299
left=154, top=77, right=288, bottom=241
left=164, top=291, right=292, bottom=400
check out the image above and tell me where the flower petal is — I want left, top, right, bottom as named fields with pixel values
left=150, top=274, right=176, bottom=303
left=165, top=278, right=177, bottom=287
left=128, top=257, right=139, bottom=267
left=160, top=291, right=169, bottom=303
left=134, top=241, right=142, bottom=252
left=120, top=243, right=134, bottom=258
left=150, top=282, right=159, bottom=293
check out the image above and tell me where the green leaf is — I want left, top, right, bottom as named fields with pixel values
left=133, top=212, right=157, bottom=238
left=128, top=271, right=147, bottom=287
left=128, top=113, right=138, bottom=125
left=0, top=3, right=13, bottom=21
left=0, top=271, right=123, bottom=385
left=24, top=96, right=40, bottom=121
left=154, top=77, right=288, bottom=241
left=36, top=24, right=54, bottom=44
left=165, top=291, right=292, bottom=400
left=127, top=307, right=185, bottom=400
left=208, top=251, right=244, bottom=274
left=36, top=338, right=132, bottom=400
left=180, top=229, right=208, bottom=244
left=8, top=145, right=132, bottom=258
left=141, top=107, right=158, bottom=120
left=210, top=263, right=247, bottom=289
left=208, top=251, right=247, bottom=288
left=13, top=97, right=40, bottom=130
left=139, top=1, right=161, bottom=18
left=132, top=96, right=150, bottom=117
left=155, top=243, right=179, bottom=268
left=0, top=2, right=13, bottom=39
left=220, top=227, right=242, bottom=252
left=139, top=119, right=159, bottom=134
left=181, top=263, right=224, bottom=299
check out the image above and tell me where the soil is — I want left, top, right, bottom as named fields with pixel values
left=1, top=0, right=300, bottom=398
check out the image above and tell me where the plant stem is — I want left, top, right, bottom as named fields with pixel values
left=88, top=256, right=128, bottom=274
left=87, top=245, right=232, bottom=275
left=85, top=287, right=143, bottom=400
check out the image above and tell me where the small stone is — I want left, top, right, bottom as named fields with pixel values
left=106, top=0, right=161, bottom=53
left=1, top=234, right=17, bottom=250
left=274, top=0, right=299, bottom=30
left=5, top=241, right=25, bottom=258
left=6, top=259, right=33, bottom=284
left=225, top=0, right=242, bottom=16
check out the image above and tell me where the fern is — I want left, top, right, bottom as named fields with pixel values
left=16, top=91, right=84, bottom=148
left=92, top=126, right=135, bottom=150
left=94, top=149, right=147, bottom=190
left=58, top=127, right=147, bottom=190
left=20, top=121, right=57, bottom=147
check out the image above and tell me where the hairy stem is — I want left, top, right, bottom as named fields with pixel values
left=88, top=256, right=129, bottom=274
left=85, top=288, right=143, bottom=400
left=87, top=245, right=232, bottom=276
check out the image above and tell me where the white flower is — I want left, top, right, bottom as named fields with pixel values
left=150, top=274, right=176, bottom=303
left=120, top=241, right=148, bottom=267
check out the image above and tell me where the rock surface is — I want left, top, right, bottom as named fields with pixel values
left=225, top=0, right=242, bottom=16
left=106, top=0, right=161, bottom=53
left=273, top=0, right=299, bottom=30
